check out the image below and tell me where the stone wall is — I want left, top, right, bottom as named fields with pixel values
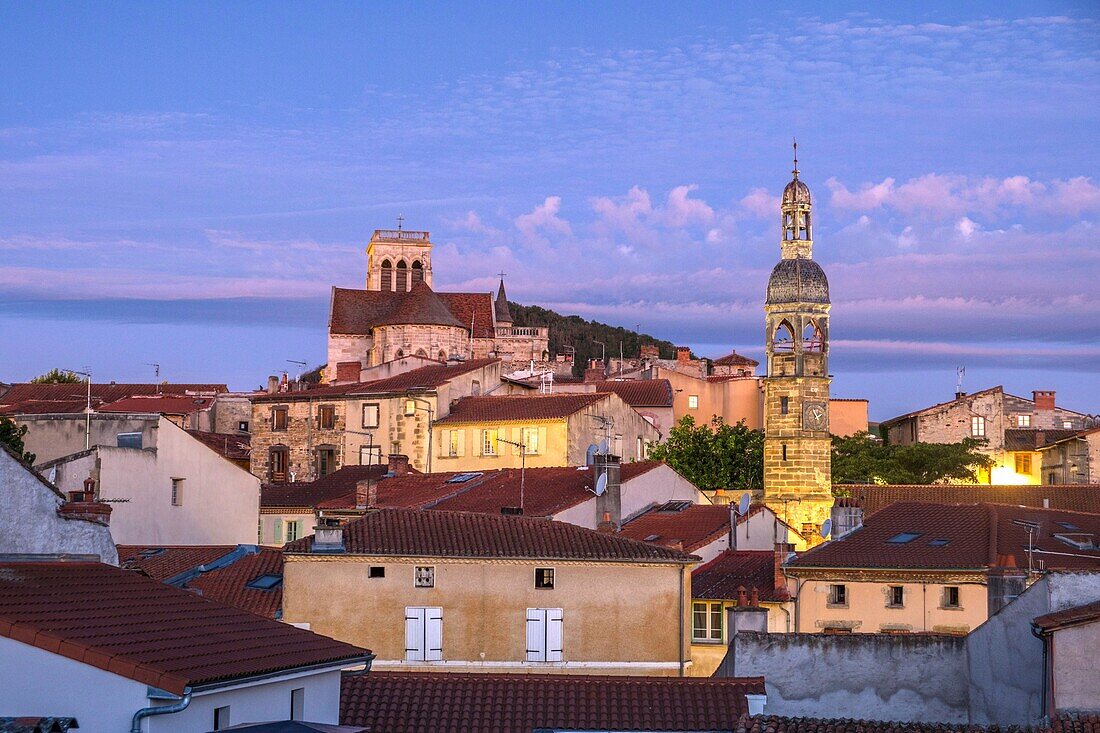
left=251, top=397, right=348, bottom=482
left=723, top=631, right=969, bottom=723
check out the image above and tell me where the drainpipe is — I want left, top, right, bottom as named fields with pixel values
left=1031, top=623, right=1050, bottom=719
left=679, top=563, right=686, bottom=677
left=131, top=687, right=192, bottom=733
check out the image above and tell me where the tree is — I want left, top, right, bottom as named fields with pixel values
left=0, top=416, right=35, bottom=465
left=30, top=368, right=83, bottom=384
left=832, top=432, right=995, bottom=486
left=647, top=416, right=764, bottom=492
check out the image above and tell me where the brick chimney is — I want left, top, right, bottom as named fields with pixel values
left=57, top=477, right=112, bottom=526
left=675, top=346, right=691, bottom=364
left=388, top=454, right=410, bottom=476
left=1033, top=390, right=1056, bottom=411
left=355, top=479, right=377, bottom=509
left=729, top=585, right=769, bottom=635
left=596, top=511, right=617, bottom=534
left=774, top=542, right=794, bottom=599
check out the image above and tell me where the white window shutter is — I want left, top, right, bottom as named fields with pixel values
left=538, top=427, right=547, bottom=455
left=455, top=429, right=464, bottom=457
left=546, top=608, right=564, bottom=661
left=438, top=430, right=448, bottom=458
left=425, top=607, right=443, bottom=661
left=405, top=607, right=425, bottom=661
left=526, top=608, right=545, bottom=662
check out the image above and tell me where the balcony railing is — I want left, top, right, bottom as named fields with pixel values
left=495, top=326, right=549, bottom=338
left=372, top=230, right=430, bottom=242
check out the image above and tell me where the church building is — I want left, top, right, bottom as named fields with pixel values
left=326, top=228, right=549, bottom=381
left=762, top=146, right=834, bottom=544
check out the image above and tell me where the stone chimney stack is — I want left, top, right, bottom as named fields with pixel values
left=774, top=542, right=794, bottom=597
left=267, top=376, right=279, bottom=394
left=1033, top=391, right=1056, bottom=428
left=675, top=346, right=691, bottom=364
left=988, top=554, right=1029, bottom=615
left=729, top=585, right=769, bottom=635
left=312, top=517, right=345, bottom=553
left=593, top=453, right=622, bottom=529
left=57, top=477, right=112, bottom=526
left=388, top=454, right=410, bottom=476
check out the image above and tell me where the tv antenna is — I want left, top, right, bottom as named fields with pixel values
left=146, top=363, right=161, bottom=380
left=287, top=359, right=308, bottom=381
left=956, top=366, right=965, bottom=395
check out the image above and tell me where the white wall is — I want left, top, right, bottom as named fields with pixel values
left=555, top=464, right=706, bottom=530
left=50, top=417, right=260, bottom=545
left=0, top=448, right=118, bottom=563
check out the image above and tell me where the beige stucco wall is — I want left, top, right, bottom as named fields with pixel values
left=829, top=399, right=868, bottom=437
left=790, top=575, right=987, bottom=634
left=661, top=369, right=763, bottom=430
left=689, top=601, right=792, bottom=677
left=283, top=555, right=691, bottom=674
left=1052, top=621, right=1100, bottom=712
left=21, top=414, right=159, bottom=466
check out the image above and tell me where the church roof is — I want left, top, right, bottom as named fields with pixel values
left=377, top=282, right=465, bottom=329
left=437, top=292, right=497, bottom=338
left=765, top=258, right=829, bottom=305
left=782, top=178, right=811, bottom=206
left=330, top=286, right=490, bottom=335
left=494, top=279, right=513, bottom=324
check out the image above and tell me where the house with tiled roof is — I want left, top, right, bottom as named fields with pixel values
left=550, top=378, right=676, bottom=434
left=325, top=229, right=548, bottom=382
left=282, top=507, right=699, bottom=675
left=835, top=483, right=1100, bottom=517
left=340, top=671, right=767, bottom=732
left=784, top=501, right=1100, bottom=635
left=619, top=501, right=801, bottom=561
left=0, top=560, right=371, bottom=731
left=432, top=391, right=660, bottom=469
left=1039, top=425, right=1100, bottom=485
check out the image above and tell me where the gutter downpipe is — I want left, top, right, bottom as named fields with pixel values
left=1030, top=622, right=1050, bottom=720
left=131, top=687, right=192, bottom=733
left=679, top=563, right=686, bottom=677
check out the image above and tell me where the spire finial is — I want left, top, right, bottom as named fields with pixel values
left=497, top=270, right=507, bottom=282
left=792, top=138, right=799, bottom=179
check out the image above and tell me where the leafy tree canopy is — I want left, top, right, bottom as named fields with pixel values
left=0, top=416, right=35, bottom=465
left=30, top=368, right=83, bottom=384
left=832, top=432, right=995, bottom=486
left=646, top=415, right=764, bottom=492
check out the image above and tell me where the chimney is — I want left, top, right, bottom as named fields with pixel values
left=57, top=477, right=112, bottom=526
left=728, top=585, right=770, bottom=636
left=1033, top=390, right=1056, bottom=411
left=279, top=372, right=289, bottom=392
left=955, top=391, right=966, bottom=400
left=356, top=479, right=377, bottom=509
left=312, top=517, right=345, bottom=553
left=596, top=511, right=617, bottom=534
left=593, top=453, right=622, bottom=528
left=267, top=375, right=279, bottom=394
left=675, top=346, right=691, bottom=364
left=987, top=554, right=1028, bottom=615
left=830, top=498, right=863, bottom=538
left=388, top=454, right=410, bottom=476
left=774, top=542, right=794, bottom=598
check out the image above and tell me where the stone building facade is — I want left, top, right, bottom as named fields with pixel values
left=761, top=149, right=833, bottom=542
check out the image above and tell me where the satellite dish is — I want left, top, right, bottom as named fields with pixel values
left=820, top=518, right=832, bottom=539
left=737, top=493, right=751, bottom=516
left=598, top=438, right=610, bottom=454
left=594, top=474, right=608, bottom=497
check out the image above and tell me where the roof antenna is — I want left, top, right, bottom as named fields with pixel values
left=956, top=366, right=966, bottom=398
left=792, top=138, right=799, bottom=179
left=396, top=213, right=404, bottom=231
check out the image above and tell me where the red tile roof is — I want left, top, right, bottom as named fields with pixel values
left=340, top=671, right=766, bottom=732
left=713, top=351, right=759, bottom=367
left=329, top=287, right=496, bottom=338
left=592, top=379, right=673, bottom=407
left=0, top=399, right=95, bottom=415
left=839, top=484, right=1100, bottom=516
left=620, top=503, right=732, bottom=552
left=436, top=292, right=497, bottom=338
left=435, top=393, right=608, bottom=424
left=252, top=359, right=499, bottom=403
left=262, top=465, right=397, bottom=510
left=693, top=550, right=788, bottom=602
left=97, top=395, right=212, bottom=415
left=0, top=382, right=226, bottom=410
left=189, top=548, right=284, bottom=620
left=1004, top=428, right=1080, bottom=451
left=734, top=714, right=1050, bottom=733
left=0, top=561, right=370, bottom=695
left=187, top=430, right=251, bottom=462
left=117, top=545, right=237, bottom=581
left=788, top=502, right=1100, bottom=572
left=285, top=507, right=697, bottom=562
left=1032, top=598, right=1100, bottom=632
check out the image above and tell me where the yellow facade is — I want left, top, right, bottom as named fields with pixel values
left=434, top=421, right=564, bottom=471
left=282, top=554, right=693, bottom=675
left=687, top=599, right=793, bottom=676
left=986, top=450, right=1042, bottom=485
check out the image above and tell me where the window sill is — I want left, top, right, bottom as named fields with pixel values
left=940, top=606, right=963, bottom=611
left=691, top=638, right=725, bottom=645
left=826, top=603, right=849, bottom=609
left=886, top=604, right=905, bottom=610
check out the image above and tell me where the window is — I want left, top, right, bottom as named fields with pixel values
left=692, top=601, right=723, bottom=642
left=1063, top=421, right=1073, bottom=429
left=828, top=584, right=848, bottom=607
left=246, top=574, right=283, bottom=590
left=290, top=688, right=305, bottom=721
left=441, top=428, right=463, bottom=458
left=471, top=379, right=481, bottom=396
left=688, top=395, right=699, bottom=409
left=887, top=586, right=904, bottom=608
left=272, top=406, right=288, bottom=431
left=534, top=568, right=555, bottom=589
left=930, top=538, right=951, bottom=547
left=237, top=420, right=249, bottom=432
left=117, top=432, right=142, bottom=449
left=213, top=706, right=231, bottom=730
left=1017, top=414, right=1031, bottom=427
left=269, top=446, right=289, bottom=482
left=525, top=608, right=563, bottom=662
left=362, top=403, right=380, bottom=428
left=369, top=566, right=385, bottom=578
left=318, top=404, right=336, bottom=430
left=781, top=443, right=788, bottom=461
left=1015, top=454, right=1032, bottom=474
left=522, top=427, right=541, bottom=455
left=886, top=532, right=922, bottom=544
left=482, top=429, right=498, bottom=456
left=360, top=445, right=382, bottom=466
left=971, top=415, right=986, bottom=437
left=780, top=396, right=789, bottom=415
left=405, top=606, right=443, bottom=661
left=170, top=478, right=184, bottom=507
left=273, top=518, right=283, bottom=544
left=286, top=520, right=301, bottom=543
left=943, top=586, right=961, bottom=609
left=404, top=399, right=418, bottom=416
left=316, top=446, right=337, bottom=477
left=380, top=259, right=393, bottom=291
left=415, top=566, right=435, bottom=588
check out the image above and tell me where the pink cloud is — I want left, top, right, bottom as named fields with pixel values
left=663, top=185, right=714, bottom=226
left=514, top=196, right=572, bottom=241
left=738, top=188, right=780, bottom=219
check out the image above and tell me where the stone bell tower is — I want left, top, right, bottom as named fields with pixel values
left=366, top=222, right=434, bottom=292
left=762, top=143, right=833, bottom=544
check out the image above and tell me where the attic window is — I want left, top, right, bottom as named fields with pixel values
left=446, top=472, right=483, bottom=484
left=246, top=574, right=283, bottom=590
left=929, top=539, right=951, bottom=547
left=369, top=566, right=385, bottom=578
left=886, top=532, right=922, bottom=544
left=660, top=500, right=693, bottom=513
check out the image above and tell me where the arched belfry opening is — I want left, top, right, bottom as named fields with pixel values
left=802, top=321, right=823, bottom=352
left=411, top=260, right=424, bottom=286
left=380, top=259, right=393, bottom=291
left=396, top=261, right=409, bottom=292
left=773, top=321, right=795, bottom=352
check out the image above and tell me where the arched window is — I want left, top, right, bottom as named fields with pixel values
left=411, top=260, right=424, bottom=285
left=396, top=261, right=409, bottom=292
left=416, top=348, right=427, bottom=357
left=802, top=321, right=823, bottom=352
left=773, top=321, right=795, bottom=352
left=438, top=350, right=447, bottom=361
left=395, top=348, right=405, bottom=359
left=269, top=445, right=289, bottom=483
left=380, top=259, right=393, bottom=291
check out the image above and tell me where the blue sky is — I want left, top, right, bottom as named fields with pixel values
left=1, top=2, right=1097, bottom=419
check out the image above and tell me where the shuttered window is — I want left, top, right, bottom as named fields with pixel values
left=525, top=608, right=563, bottom=662
left=405, top=606, right=443, bottom=661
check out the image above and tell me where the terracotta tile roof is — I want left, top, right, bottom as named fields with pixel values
left=839, top=484, right=1100, bottom=516
left=713, top=351, right=759, bottom=367
left=1050, top=715, right=1100, bottom=733
left=252, top=359, right=499, bottom=404
left=0, top=399, right=92, bottom=416
left=788, top=502, right=1100, bottom=572
left=436, top=292, right=496, bottom=338
left=189, top=548, right=284, bottom=620
left=735, top=714, right=1048, bottom=733
left=97, top=395, right=213, bottom=415
left=592, top=379, right=673, bottom=407
left=706, top=374, right=759, bottom=384
left=0, top=382, right=225, bottom=410
left=285, top=507, right=697, bottom=562
left=0, top=561, right=370, bottom=695
left=340, top=671, right=766, bottom=732
left=693, top=550, right=788, bottom=602
left=187, top=430, right=251, bottom=462
left=435, top=393, right=607, bottom=424
left=378, top=282, right=465, bottom=328
left=117, top=545, right=237, bottom=581
left=879, top=386, right=1006, bottom=428
left=1004, top=428, right=1080, bottom=451
left=262, top=465, right=397, bottom=510
left=620, top=503, right=731, bottom=552
left=1032, top=598, right=1100, bottom=631
left=329, top=287, right=495, bottom=337
left=250, top=381, right=369, bottom=404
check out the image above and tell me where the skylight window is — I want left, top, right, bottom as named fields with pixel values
left=1056, top=522, right=1080, bottom=531
left=929, top=539, right=950, bottom=547
left=644, top=534, right=661, bottom=542
left=886, top=532, right=922, bottom=544
left=138, top=548, right=167, bottom=558
left=246, top=574, right=283, bottom=590
left=446, top=472, right=483, bottom=484
left=659, top=500, right=693, bottom=513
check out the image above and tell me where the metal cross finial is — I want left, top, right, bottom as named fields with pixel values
left=396, top=214, right=405, bottom=230
left=792, top=138, right=799, bottom=179
left=497, top=270, right=507, bottom=281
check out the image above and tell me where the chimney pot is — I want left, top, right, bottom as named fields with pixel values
left=737, top=585, right=747, bottom=606
left=774, top=542, right=794, bottom=598
left=388, top=454, right=410, bottom=476
left=750, top=587, right=760, bottom=607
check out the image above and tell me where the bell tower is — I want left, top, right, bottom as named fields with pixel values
left=366, top=221, right=434, bottom=292
left=762, top=143, right=833, bottom=545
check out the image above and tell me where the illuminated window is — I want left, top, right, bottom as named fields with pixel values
left=688, top=395, right=699, bottom=410
left=1017, top=414, right=1031, bottom=427
left=522, top=427, right=541, bottom=454
left=482, top=429, right=498, bottom=456
left=971, top=416, right=986, bottom=437
left=692, top=601, right=723, bottom=642
left=1015, top=454, right=1032, bottom=474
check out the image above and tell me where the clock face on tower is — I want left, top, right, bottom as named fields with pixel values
left=803, top=401, right=828, bottom=431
